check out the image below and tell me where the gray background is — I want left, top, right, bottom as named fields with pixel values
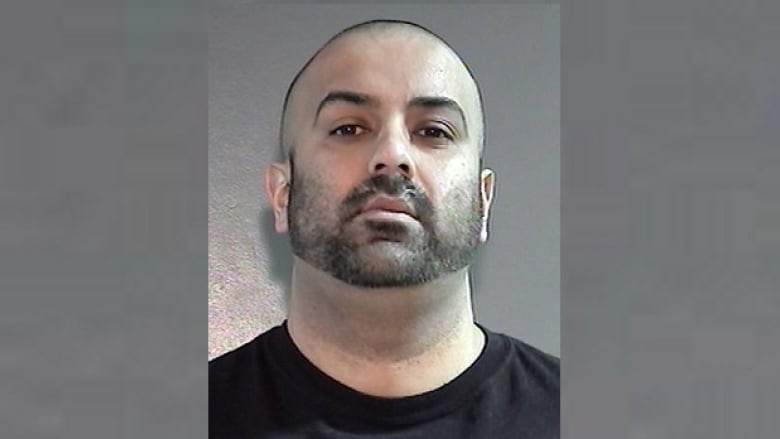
left=1, top=0, right=207, bottom=437
left=209, top=4, right=560, bottom=358
left=1, top=0, right=779, bottom=438
left=563, top=1, right=780, bottom=437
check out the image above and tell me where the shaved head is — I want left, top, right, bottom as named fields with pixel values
left=277, top=20, right=486, bottom=160
left=264, top=19, right=497, bottom=288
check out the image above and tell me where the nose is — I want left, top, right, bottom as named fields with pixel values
left=367, top=125, right=415, bottom=178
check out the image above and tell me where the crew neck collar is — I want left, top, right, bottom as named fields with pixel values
left=266, top=320, right=511, bottom=428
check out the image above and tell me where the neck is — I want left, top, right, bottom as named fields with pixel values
left=286, top=257, right=485, bottom=397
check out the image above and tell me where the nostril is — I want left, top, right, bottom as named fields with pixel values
left=399, top=163, right=410, bottom=173
left=374, top=163, right=387, bottom=172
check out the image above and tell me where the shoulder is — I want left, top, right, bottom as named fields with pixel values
left=470, top=327, right=559, bottom=436
left=507, top=335, right=559, bottom=373
left=209, top=327, right=283, bottom=422
left=209, top=327, right=286, bottom=437
left=488, top=329, right=560, bottom=392
left=209, top=326, right=280, bottom=390
left=209, top=334, right=260, bottom=373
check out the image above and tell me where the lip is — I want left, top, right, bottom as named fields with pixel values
left=360, top=195, right=416, bottom=218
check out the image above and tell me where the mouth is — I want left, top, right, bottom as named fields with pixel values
left=359, top=195, right=416, bottom=219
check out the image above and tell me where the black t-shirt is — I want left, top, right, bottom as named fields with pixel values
left=209, top=321, right=559, bottom=438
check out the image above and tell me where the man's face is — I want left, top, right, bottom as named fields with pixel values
left=274, top=31, right=492, bottom=288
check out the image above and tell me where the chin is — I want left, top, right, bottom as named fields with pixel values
left=338, top=271, right=433, bottom=289
left=355, top=240, right=421, bottom=264
left=334, top=245, right=434, bottom=288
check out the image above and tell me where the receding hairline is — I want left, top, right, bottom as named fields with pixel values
left=277, top=19, right=486, bottom=161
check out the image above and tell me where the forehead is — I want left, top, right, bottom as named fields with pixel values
left=292, top=31, right=480, bottom=122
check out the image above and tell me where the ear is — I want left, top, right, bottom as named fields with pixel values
left=264, top=162, right=291, bottom=234
left=478, top=168, right=496, bottom=243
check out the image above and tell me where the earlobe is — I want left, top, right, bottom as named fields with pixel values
left=264, top=163, right=291, bottom=234
left=479, top=168, right=496, bottom=243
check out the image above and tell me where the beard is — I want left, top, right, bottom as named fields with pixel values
left=287, top=162, right=483, bottom=288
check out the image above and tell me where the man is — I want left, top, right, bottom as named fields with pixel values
left=209, top=19, right=559, bottom=438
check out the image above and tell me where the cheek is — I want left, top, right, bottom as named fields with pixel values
left=296, top=144, right=361, bottom=182
left=418, top=155, right=479, bottom=203
left=293, top=164, right=364, bottom=214
left=304, top=146, right=371, bottom=194
left=331, top=164, right=368, bottom=196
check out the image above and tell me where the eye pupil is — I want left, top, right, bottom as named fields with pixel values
left=422, top=127, right=446, bottom=138
left=331, top=125, right=451, bottom=140
left=332, top=125, right=359, bottom=136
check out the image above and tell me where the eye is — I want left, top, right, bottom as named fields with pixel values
left=329, top=124, right=365, bottom=137
left=416, top=126, right=454, bottom=141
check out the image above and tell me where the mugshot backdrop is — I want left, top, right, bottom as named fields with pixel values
left=209, top=3, right=560, bottom=359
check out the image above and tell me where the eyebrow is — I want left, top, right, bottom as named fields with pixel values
left=313, top=91, right=375, bottom=125
left=312, top=90, right=469, bottom=136
left=407, top=96, right=468, bottom=136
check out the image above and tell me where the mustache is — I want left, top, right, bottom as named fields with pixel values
left=339, top=174, right=432, bottom=222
